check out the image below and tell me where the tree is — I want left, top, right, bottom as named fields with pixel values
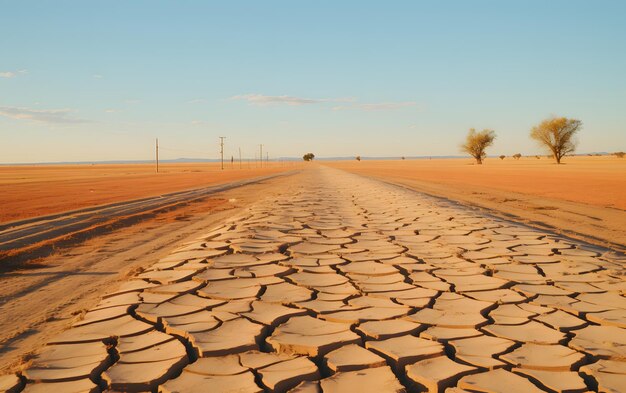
left=401, top=156, right=406, bottom=160
left=461, top=128, right=496, bottom=165
left=513, top=153, right=522, bottom=160
left=499, top=155, right=505, bottom=160
left=355, top=156, right=361, bottom=161
left=614, top=151, right=625, bottom=158
left=302, top=153, right=315, bottom=161
left=530, top=117, right=582, bottom=164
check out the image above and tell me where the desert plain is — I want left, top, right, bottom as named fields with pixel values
left=0, top=157, right=625, bottom=393
left=0, top=162, right=294, bottom=224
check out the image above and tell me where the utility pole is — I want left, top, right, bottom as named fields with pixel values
left=155, top=138, right=159, bottom=173
left=239, top=147, right=242, bottom=169
left=219, top=136, right=226, bottom=170
left=266, top=152, right=269, bottom=166
left=259, top=144, right=263, bottom=168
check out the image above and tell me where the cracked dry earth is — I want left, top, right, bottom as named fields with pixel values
left=3, top=167, right=625, bottom=393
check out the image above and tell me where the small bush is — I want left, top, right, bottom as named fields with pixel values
left=499, top=155, right=505, bottom=160
left=355, top=156, right=361, bottom=161
left=513, top=153, right=522, bottom=160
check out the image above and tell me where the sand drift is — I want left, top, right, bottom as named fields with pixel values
left=3, top=167, right=625, bottom=392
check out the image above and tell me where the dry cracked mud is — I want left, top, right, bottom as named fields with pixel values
left=4, top=167, right=625, bottom=393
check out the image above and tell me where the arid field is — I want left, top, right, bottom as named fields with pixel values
left=326, top=156, right=626, bottom=251
left=326, top=156, right=626, bottom=209
left=2, top=166, right=625, bottom=393
left=1, top=161, right=625, bottom=392
left=0, top=162, right=297, bottom=224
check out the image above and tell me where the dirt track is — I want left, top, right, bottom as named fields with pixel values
left=0, top=172, right=294, bottom=267
left=3, top=167, right=624, bottom=392
left=0, top=174, right=294, bottom=376
left=0, top=163, right=295, bottom=224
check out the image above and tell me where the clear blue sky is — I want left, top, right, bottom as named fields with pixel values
left=1, top=1, right=625, bottom=163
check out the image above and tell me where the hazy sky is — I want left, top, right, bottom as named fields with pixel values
left=1, top=1, right=625, bottom=163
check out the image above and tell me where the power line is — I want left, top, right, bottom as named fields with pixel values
left=158, top=146, right=209, bottom=156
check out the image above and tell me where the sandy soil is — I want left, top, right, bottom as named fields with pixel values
left=325, top=156, right=626, bottom=250
left=0, top=162, right=298, bottom=224
left=0, top=175, right=293, bottom=373
left=6, top=167, right=624, bottom=392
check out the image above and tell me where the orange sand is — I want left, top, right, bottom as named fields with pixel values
left=325, top=156, right=626, bottom=210
left=0, top=162, right=298, bottom=224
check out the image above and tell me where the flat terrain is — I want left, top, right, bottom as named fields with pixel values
left=326, top=156, right=626, bottom=251
left=0, top=175, right=293, bottom=375
left=2, top=167, right=624, bottom=393
left=0, top=162, right=296, bottom=224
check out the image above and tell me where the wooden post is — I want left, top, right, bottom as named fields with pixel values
left=219, top=136, right=226, bottom=170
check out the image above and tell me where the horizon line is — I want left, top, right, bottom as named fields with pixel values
left=0, top=152, right=615, bottom=166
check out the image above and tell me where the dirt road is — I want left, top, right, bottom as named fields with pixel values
left=0, top=172, right=293, bottom=268
left=2, top=167, right=625, bottom=392
left=0, top=162, right=295, bottom=224
left=0, top=174, right=295, bottom=375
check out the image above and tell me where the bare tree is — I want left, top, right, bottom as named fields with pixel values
left=530, top=117, right=582, bottom=164
left=461, top=128, right=496, bottom=165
